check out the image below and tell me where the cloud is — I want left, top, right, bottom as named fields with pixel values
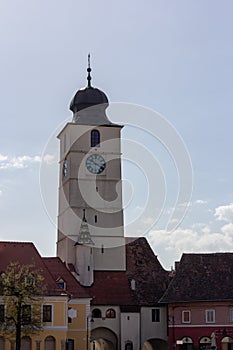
left=195, top=199, right=208, bottom=205
left=0, top=154, right=41, bottom=170
left=43, top=154, right=56, bottom=165
left=0, top=154, right=7, bottom=162
left=148, top=222, right=233, bottom=269
left=215, top=203, right=233, bottom=222
left=0, top=190, right=2, bottom=196
left=221, top=223, right=233, bottom=236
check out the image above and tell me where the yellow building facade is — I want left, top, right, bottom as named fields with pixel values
left=0, top=242, right=91, bottom=350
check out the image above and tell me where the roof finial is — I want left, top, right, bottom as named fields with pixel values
left=87, top=53, right=92, bottom=88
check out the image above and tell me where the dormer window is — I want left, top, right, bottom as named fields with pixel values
left=91, top=130, right=100, bottom=147
left=57, top=278, right=66, bottom=290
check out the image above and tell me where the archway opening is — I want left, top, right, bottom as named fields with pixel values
left=221, top=336, right=233, bottom=350
left=91, top=327, right=117, bottom=350
left=142, top=338, right=167, bottom=350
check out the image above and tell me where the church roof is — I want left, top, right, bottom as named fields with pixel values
left=160, top=252, right=233, bottom=303
left=87, top=238, right=170, bottom=307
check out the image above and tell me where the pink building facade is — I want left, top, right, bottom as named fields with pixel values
left=168, top=302, right=233, bottom=350
left=160, top=253, right=233, bottom=350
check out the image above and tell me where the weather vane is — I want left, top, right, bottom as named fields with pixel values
left=87, top=53, right=92, bottom=87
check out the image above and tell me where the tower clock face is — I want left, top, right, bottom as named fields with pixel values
left=86, top=154, right=106, bottom=174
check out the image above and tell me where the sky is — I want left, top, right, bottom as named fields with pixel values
left=0, top=0, right=233, bottom=269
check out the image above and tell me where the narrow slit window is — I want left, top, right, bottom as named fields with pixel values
left=95, top=215, right=97, bottom=223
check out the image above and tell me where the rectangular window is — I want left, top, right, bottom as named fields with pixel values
left=22, top=305, right=31, bottom=325
left=205, top=309, right=215, bottom=323
left=43, top=305, right=52, bottom=322
left=67, top=339, right=74, bottom=350
left=0, top=305, right=5, bottom=322
left=230, top=309, right=233, bottom=322
left=68, top=307, right=72, bottom=324
left=182, top=310, right=191, bottom=323
left=152, top=309, right=160, bottom=322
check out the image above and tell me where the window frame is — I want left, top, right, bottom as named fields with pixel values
left=182, top=310, right=191, bottom=324
left=22, top=304, right=32, bottom=325
left=230, top=309, right=233, bottom=322
left=106, top=308, right=116, bottom=318
left=43, top=304, right=53, bottom=323
left=92, top=308, right=102, bottom=318
left=205, top=309, right=215, bottom=323
left=152, top=308, right=160, bottom=322
left=91, top=130, right=100, bottom=148
left=57, top=278, right=66, bottom=290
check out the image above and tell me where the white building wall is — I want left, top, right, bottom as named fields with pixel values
left=121, top=313, right=140, bottom=350
left=91, top=306, right=120, bottom=346
left=140, top=307, right=168, bottom=345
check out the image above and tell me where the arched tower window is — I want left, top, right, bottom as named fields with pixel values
left=106, top=308, right=116, bottom=318
left=91, top=130, right=100, bottom=147
left=92, top=308, right=102, bottom=318
left=125, top=341, right=133, bottom=350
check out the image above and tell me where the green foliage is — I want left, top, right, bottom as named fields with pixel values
left=0, top=262, right=46, bottom=348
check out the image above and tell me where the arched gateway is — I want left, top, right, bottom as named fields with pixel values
left=142, top=338, right=167, bottom=350
left=91, top=327, right=118, bottom=350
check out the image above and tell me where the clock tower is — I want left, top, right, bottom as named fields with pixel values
left=57, top=57, right=126, bottom=285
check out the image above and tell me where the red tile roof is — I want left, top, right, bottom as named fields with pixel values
left=43, top=257, right=90, bottom=299
left=160, top=253, right=233, bottom=303
left=89, top=270, right=134, bottom=306
left=88, top=238, right=170, bottom=306
left=0, top=241, right=62, bottom=296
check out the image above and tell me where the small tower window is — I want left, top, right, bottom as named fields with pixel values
left=63, top=158, right=68, bottom=177
left=91, top=130, right=100, bottom=147
left=92, top=308, right=102, bottom=318
left=94, top=215, right=97, bottom=223
left=106, top=308, right=116, bottom=318
left=125, top=341, right=133, bottom=350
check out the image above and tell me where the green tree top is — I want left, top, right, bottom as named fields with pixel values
left=0, top=262, right=46, bottom=350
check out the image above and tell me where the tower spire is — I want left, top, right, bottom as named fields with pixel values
left=87, top=53, right=92, bottom=88
left=75, top=208, right=94, bottom=245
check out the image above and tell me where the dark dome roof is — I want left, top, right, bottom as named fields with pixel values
left=70, top=86, right=109, bottom=113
